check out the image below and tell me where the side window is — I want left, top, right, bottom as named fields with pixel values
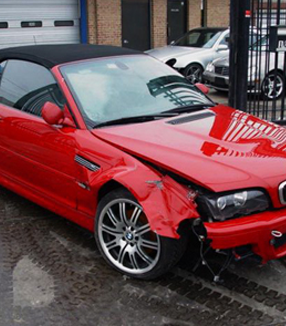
left=0, top=61, right=7, bottom=84
left=220, top=33, right=229, bottom=47
left=0, top=60, right=66, bottom=117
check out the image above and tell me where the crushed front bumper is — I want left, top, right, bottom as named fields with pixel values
left=204, top=208, right=286, bottom=263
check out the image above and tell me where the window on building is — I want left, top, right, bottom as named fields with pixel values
left=0, top=60, right=66, bottom=117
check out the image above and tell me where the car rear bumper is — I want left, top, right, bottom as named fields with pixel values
left=204, top=208, right=286, bottom=263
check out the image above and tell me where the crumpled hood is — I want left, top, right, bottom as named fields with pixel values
left=93, top=105, right=286, bottom=196
left=146, top=46, right=210, bottom=62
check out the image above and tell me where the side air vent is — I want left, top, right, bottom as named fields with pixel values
left=75, top=155, right=100, bottom=172
left=167, top=111, right=215, bottom=125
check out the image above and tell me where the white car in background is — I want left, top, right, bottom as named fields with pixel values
left=146, top=27, right=229, bottom=84
left=203, top=35, right=284, bottom=100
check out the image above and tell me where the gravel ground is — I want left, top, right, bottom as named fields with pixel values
left=1, top=91, right=286, bottom=326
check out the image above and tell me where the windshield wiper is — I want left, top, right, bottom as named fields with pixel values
left=93, top=112, right=179, bottom=128
left=162, top=103, right=215, bottom=114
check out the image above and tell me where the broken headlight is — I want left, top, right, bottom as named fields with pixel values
left=198, top=190, right=270, bottom=221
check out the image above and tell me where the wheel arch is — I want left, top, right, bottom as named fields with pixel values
left=97, top=179, right=124, bottom=203
left=184, top=61, right=204, bottom=71
left=93, top=166, right=199, bottom=239
left=266, top=68, right=284, bottom=77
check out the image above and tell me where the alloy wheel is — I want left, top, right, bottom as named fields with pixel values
left=185, top=64, right=203, bottom=84
left=97, top=198, right=161, bottom=275
left=262, top=73, right=284, bottom=100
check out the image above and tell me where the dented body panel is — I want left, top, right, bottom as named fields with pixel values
left=73, top=130, right=200, bottom=238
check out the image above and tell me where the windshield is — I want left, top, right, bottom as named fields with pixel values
left=174, top=29, right=223, bottom=48
left=61, top=55, right=213, bottom=128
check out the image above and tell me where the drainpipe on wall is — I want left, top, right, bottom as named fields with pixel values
left=80, top=0, right=88, bottom=44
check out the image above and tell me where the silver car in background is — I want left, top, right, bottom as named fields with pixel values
left=203, top=36, right=284, bottom=100
left=146, top=27, right=229, bottom=84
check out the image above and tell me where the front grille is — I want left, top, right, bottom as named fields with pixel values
left=215, top=66, right=229, bottom=76
left=278, top=181, right=286, bottom=204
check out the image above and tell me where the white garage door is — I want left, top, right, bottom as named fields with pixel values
left=0, top=0, right=80, bottom=49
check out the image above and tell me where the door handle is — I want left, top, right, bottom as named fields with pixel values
left=123, top=40, right=129, bottom=44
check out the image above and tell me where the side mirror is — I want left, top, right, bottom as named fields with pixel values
left=42, top=102, right=64, bottom=125
left=217, top=44, right=228, bottom=51
left=42, top=102, right=76, bottom=128
left=195, top=83, right=210, bottom=95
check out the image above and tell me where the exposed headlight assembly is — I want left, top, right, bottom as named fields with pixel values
left=198, top=190, right=270, bottom=221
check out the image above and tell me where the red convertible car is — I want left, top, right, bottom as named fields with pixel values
left=0, top=44, right=286, bottom=280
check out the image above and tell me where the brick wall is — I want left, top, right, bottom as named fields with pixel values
left=96, top=0, right=122, bottom=46
left=188, top=0, right=201, bottom=30
left=85, top=0, right=230, bottom=48
left=207, top=0, right=230, bottom=27
left=87, top=0, right=96, bottom=44
left=152, top=0, right=167, bottom=48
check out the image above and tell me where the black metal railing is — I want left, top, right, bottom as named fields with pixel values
left=229, top=0, right=286, bottom=124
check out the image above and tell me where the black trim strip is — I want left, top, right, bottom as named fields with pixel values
left=0, top=22, right=8, bottom=29
left=75, top=155, right=100, bottom=172
left=21, top=21, right=42, bottom=28
left=54, top=20, right=74, bottom=27
left=167, top=111, right=215, bottom=125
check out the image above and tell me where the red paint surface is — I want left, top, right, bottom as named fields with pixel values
left=1, top=64, right=286, bottom=263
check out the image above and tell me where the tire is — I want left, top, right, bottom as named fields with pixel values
left=261, top=72, right=284, bottom=101
left=94, top=188, right=187, bottom=280
left=184, top=63, right=203, bottom=84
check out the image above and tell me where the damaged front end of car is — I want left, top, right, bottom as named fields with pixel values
left=121, top=160, right=286, bottom=280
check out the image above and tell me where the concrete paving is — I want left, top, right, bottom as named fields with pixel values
left=0, top=183, right=286, bottom=326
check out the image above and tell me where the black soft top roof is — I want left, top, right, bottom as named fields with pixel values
left=0, top=44, right=141, bottom=69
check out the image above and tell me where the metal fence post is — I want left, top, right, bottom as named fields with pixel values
left=229, top=0, right=251, bottom=111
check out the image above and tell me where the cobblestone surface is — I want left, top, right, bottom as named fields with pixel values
left=0, top=184, right=286, bottom=326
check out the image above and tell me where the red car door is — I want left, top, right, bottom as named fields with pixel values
left=0, top=60, right=79, bottom=209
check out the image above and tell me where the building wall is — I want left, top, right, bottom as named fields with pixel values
left=188, top=0, right=201, bottom=29
left=86, top=0, right=230, bottom=48
left=152, top=0, right=167, bottom=48
left=87, top=0, right=96, bottom=44
left=96, top=0, right=122, bottom=46
left=87, top=0, right=122, bottom=46
left=206, top=0, right=230, bottom=27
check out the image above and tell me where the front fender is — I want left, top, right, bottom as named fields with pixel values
left=95, top=165, right=199, bottom=239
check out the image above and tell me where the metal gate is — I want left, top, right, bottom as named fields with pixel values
left=229, top=0, right=286, bottom=124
